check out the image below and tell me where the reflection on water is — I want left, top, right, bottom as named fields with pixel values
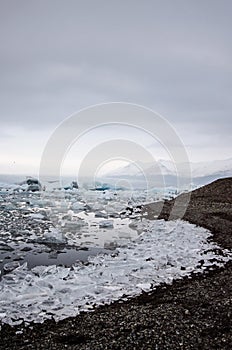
left=0, top=244, right=112, bottom=275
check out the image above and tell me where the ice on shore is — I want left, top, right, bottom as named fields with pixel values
left=0, top=219, right=231, bottom=326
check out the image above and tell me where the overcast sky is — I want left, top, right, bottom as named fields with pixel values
left=0, top=0, right=231, bottom=175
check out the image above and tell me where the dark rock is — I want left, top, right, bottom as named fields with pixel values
left=55, top=333, right=87, bottom=345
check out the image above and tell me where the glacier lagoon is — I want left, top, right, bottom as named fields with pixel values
left=0, top=176, right=231, bottom=326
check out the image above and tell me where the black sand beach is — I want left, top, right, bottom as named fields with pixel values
left=1, top=177, right=232, bottom=349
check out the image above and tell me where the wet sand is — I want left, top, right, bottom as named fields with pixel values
left=1, top=177, right=232, bottom=349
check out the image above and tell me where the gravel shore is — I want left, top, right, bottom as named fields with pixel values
left=1, top=177, right=232, bottom=349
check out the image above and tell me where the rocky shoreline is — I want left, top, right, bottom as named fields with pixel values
left=144, top=177, right=232, bottom=250
left=1, top=177, right=232, bottom=349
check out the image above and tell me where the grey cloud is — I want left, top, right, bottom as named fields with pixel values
left=0, top=0, right=231, bottom=162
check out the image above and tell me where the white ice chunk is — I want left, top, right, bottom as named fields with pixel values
left=29, top=213, right=45, bottom=220
left=43, top=228, right=64, bottom=243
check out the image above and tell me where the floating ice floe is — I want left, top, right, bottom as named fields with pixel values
left=29, top=213, right=46, bottom=220
left=0, top=219, right=231, bottom=326
left=99, top=220, right=114, bottom=229
left=95, top=211, right=108, bottom=219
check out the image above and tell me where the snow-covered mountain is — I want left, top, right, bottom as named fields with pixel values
left=105, top=160, right=175, bottom=178
left=105, top=161, right=151, bottom=177
left=191, top=158, right=232, bottom=177
left=104, top=158, right=232, bottom=185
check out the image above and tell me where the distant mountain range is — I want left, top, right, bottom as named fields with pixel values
left=104, top=158, right=232, bottom=187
